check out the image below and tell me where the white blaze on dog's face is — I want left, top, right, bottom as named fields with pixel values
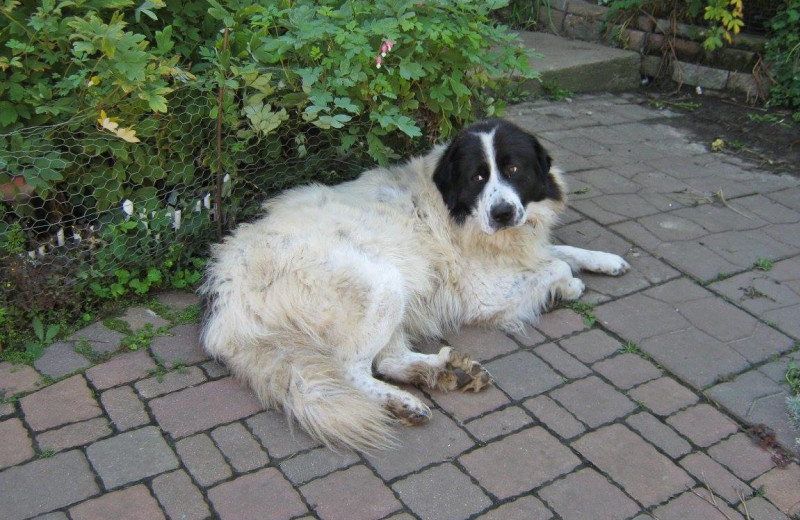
left=433, top=119, right=565, bottom=234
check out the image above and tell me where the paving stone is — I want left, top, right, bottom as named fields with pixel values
left=705, top=371, right=797, bottom=449
left=135, top=365, right=206, bottom=398
left=640, top=328, right=750, bottom=389
left=551, top=376, right=636, bottom=428
left=739, top=497, right=791, bottom=520
left=535, top=308, right=588, bottom=338
left=86, top=426, right=179, bottom=489
left=366, top=410, right=474, bottom=480
left=150, top=323, right=208, bottom=368
left=119, top=306, right=171, bottom=331
left=652, top=489, right=745, bottom=520
left=32, top=513, right=69, bottom=520
left=475, top=496, right=553, bottom=520
left=573, top=423, right=695, bottom=506
left=680, top=452, right=751, bottom=504
left=37, top=417, right=111, bottom=452
left=70, top=484, right=166, bottom=520
left=460, top=427, right=580, bottom=500
left=523, top=395, right=585, bottom=439
left=485, top=351, right=563, bottom=400
left=0, top=361, right=42, bottom=396
left=628, top=377, right=699, bottom=416
left=34, top=342, right=91, bottom=378
left=559, top=329, right=621, bottom=363
left=0, top=401, right=14, bottom=418
left=246, top=410, right=321, bottom=460
left=751, top=463, right=800, bottom=515
left=150, top=377, right=262, bottom=438
left=464, top=406, right=534, bottom=442
left=625, top=412, right=692, bottom=459
left=393, top=463, right=492, bottom=520
left=85, top=350, right=157, bottom=390
left=539, top=468, right=640, bottom=520
left=300, top=466, right=400, bottom=520
left=152, top=469, right=211, bottom=520
left=593, top=353, right=661, bottom=389
left=667, top=404, right=739, bottom=448
left=0, top=450, right=99, bottom=520
left=20, top=375, right=101, bottom=432
left=279, top=446, right=359, bottom=484
left=508, top=323, right=547, bottom=347
left=211, top=422, right=270, bottom=473
left=428, top=384, right=509, bottom=422
left=0, top=417, right=34, bottom=469
left=68, top=321, right=125, bottom=354
left=101, top=386, right=149, bottom=431
left=202, top=360, right=229, bottom=378
left=533, top=343, right=590, bottom=379
left=156, top=290, right=201, bottom=310
left=176, top=433, right=232, bottom=487
left=707, top=433, right=776, bottom=482
left=444, top=327, right=519, bottom=361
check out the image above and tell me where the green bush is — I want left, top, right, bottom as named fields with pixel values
left=0, top=0, right=533, bottom=353
left=765, top=0, right=800, bottom=114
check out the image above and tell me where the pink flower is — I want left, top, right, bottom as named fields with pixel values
left=376, top=55, right=382, bottom=68
left=380, top=43, right=388, bottom=57
left=385, top=40, right=394, bottom=52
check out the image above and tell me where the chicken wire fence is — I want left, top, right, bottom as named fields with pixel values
left=0, top=82, right=372, bottom=325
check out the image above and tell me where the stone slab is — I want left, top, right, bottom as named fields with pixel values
left=208, top=467, right=308, bottom=520
left=392, top=464, right=492, bottom=520
left=20, top=375, right=101, bottom=432
left=86, top=426, right=179, bottom=489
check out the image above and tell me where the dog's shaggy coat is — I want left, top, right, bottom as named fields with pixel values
left=201, top=119, right=629, bottom=451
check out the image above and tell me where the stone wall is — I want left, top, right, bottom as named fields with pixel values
left=539, top=0, right=769, bottom=100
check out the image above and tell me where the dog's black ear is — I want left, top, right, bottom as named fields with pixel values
left=529, top=134, right=562, bottom=202
left=432, top=142, right=458, bottom=210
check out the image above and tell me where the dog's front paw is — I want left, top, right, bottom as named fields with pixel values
left=590, top=252, right=630, bottom=276
left=387, top=398, right=432, bottom=426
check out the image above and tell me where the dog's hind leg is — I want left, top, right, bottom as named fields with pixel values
left=549, top=245, right=630, bottom=276
left=374, top=334, right=493, bottom=393
left=345, top=359, right=432, bottom=425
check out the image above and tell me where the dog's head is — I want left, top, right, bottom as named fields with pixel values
left=432, top=118, right=565, bottom=234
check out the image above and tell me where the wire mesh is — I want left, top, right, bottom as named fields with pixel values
left=0, top=79, right=372, bottom=339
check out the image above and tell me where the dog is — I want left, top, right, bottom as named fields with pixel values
left=200, top=118, right=630, bottom=451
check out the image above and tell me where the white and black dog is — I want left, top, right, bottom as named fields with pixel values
left=201, top=118, right=629, bottom=451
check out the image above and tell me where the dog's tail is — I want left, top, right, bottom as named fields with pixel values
left=248, top=354, right=397, bottom=452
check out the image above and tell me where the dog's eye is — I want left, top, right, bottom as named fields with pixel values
left=473, top=173, right=485, bottom=182
left=506, top=165, right=518, bottom=176
left=473, top=166, right=488, bottom=183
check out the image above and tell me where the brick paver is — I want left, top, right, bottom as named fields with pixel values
left=152, top=470, right=211, bottom=520
left=101, top=386, right=149, bottom=431
left=667, top=404, right=739, bottom=448
left=0, top=417, right=33, bottom=469
left=85, top=350, right=157, bottom=390
left=393, top=464, right=492, bottom=520
left=2, top=94, right=797, bottom=520
left=300, top=466, right=400, bottom=520
left=539, top=468, right=640, bottom=520
left=150, top=377, right=262, bottom=438
left=20, top=375, right=101, bottom=431
left=70, top=485, right=166, bottom=520
left=211, top=422, right=270, bottom=473
left=574, top=424, right=695, bottom=506
left=36, top=417, right=111, bottom=452
left=209, top=467, right=308, bottom=520
left=0, top=450, right=99, bottom=520
left=176, top=433, right=232, bottom=487
left=551, top=376, right=636, bottom=428
left=460, top=427, right=580, bottom=500
left=86, top=426, right=179, bottom=489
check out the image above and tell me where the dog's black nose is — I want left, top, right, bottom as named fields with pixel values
left=490, top=202, right=515, bottom=226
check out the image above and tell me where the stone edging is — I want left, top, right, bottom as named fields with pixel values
left=539, top=0, right=769, bottom=99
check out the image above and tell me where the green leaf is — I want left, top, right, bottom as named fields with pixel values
left=399, top=62, right=426, bottom=80
left=32, top=317, right=44, bottom=342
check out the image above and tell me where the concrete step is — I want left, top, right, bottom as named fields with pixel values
left=515, top=31, right=641, bottom=94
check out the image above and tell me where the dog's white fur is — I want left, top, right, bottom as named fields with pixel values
left=201, top=126, right=629, bottom=451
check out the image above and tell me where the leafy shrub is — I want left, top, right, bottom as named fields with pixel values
left=0, top=0, right=532, bottom=352
left=764, top=0, right=800, bottom=114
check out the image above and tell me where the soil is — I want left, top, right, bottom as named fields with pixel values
left=638, top=82, right=800, bottom=176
